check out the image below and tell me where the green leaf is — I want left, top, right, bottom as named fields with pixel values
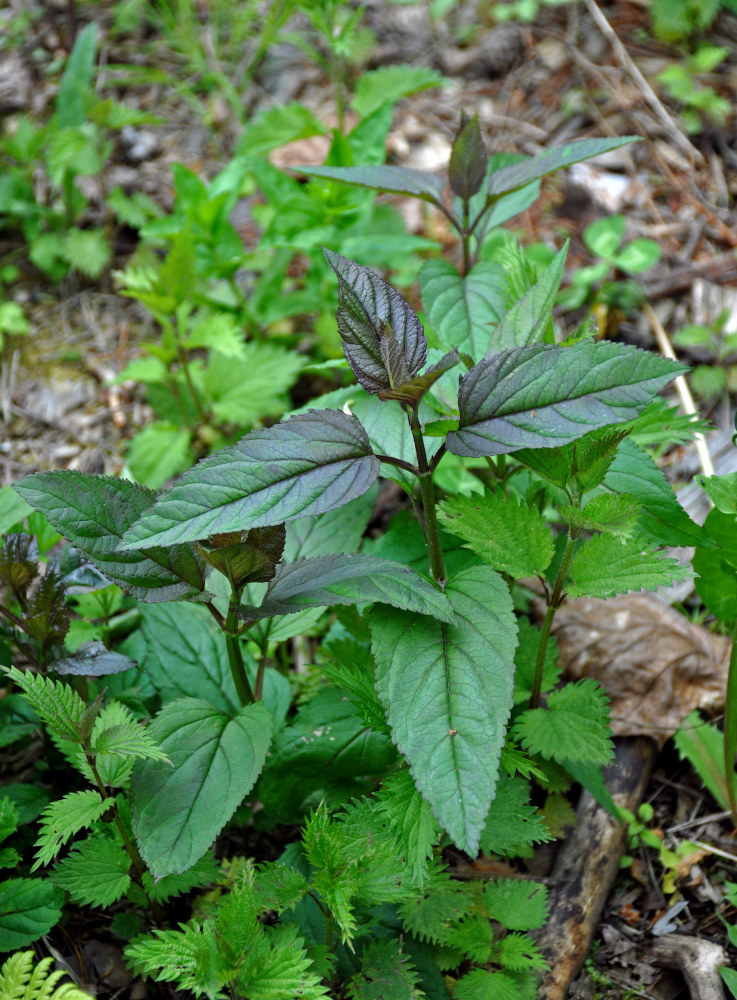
left=492, top=932, right=547, bottom=971
left=696, top=471, right=737, bottom=514
left=300, top=164, right=445, bottom=206
left=124, top=922, right=220, bottom=997
left=62, top=228, right=111, bottom=279
left=720, top=967, right=737, bottom=998
left=419, top=260, right=506, bottom=357
left=491, top=244, right=567, bottom=352
left=614, top=238, right=660, bottom=274
left=0, top=486, right=32, bottom=534
left=51, top=836, right=132, bottom=907
left=0, top=879, right=63, bottom=952
left=323, top=249, right=427, bottom=395
left=558, top=493, right=641, bottom=538
left=13, top=473, right=208, bottom=602
left=517, top=427, right=628, bottom=500
left=120, top=410, right=379, bottom=548
left=399, top=879, right=475, bottom=944
left=240, top=554, right=454, bottom=623
left=674, top=711, right=731, bottom=812
left=483, top=879, right=548, bottom=931
left=514, top=679, right=613, bottom=766
left=447, top=342, right=685, bottom=457
left=284, top=487, right=377, bottom=561
left=142, top=851, right=220, bottom=904
left=372, top=565, right=518, bottom=854
left=3, top=667, right=85, bottom=742
left=127, top=422, right=193, bottom=490
left=479, top=775, right=553, bottom=856
left=53, top=641, right=137, bottom=677
left=348, top=939, right=422, bottom=1000
left=203, top=344, right=303, bottom=425
left=438, top=490, right=554, bottom=578
left=379, top=350, right=460, bottom=405
left=694, top=507, right=737, bottom=625
left=238, top=102, right=326, bottom=156
left=449, top=113, right=487, bottom=202
left=351, top=65, right=446, bottom=118
left=56, top=22, right=97, bottom=128
left=91, top=720, right=169, bottom=763
left=455, top=969, right=528, bottom=1000
left=33, top=790, right=108, bottom=869
left=488, top=136, right=639, bottom=198
left=131, top=698, right=272, bottom=878
left=512, top=618, right=560, bottom=705
left=375, top=770, right=439, bottom=885
left=600, top=439, right=705, bottom=547
left=253, top=862, right=310, bottom=915
left=583, top=215, right=625, bottom=259
left=567, top=532, right=690, bottom=599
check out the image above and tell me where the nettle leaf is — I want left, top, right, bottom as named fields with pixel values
left=324, top=249, right=427, bottom=395
left=516, top=428, right=629, bottom=500
left=479, top=775, right=553, bottom=856
left=694, top=507, right=737, bottom=624
left=13, top=473, right=207, bottom=602
left=513, top=618, right=560, bottom=705
left=51, top=836, right=132, bottom=907
left=0, top=533, right=38, bottom=595
left=238, top=554, right=454, bottom=623
left=372, top=565, right=518, bottom=855
left=492, top=933, right=547, bottom=972
left=349, top=939, right=421, bottom=1000
left=696, top=470, right=737, bottom=514
left=379, top=349, right=460, bottom=404
left=0, top=878, right=63, bottom=951
left=488, top=136, right=639, bottom=198
left=121, top=409, right=379, bottom=549
left=3, top=667, right=85, bottom=742
left=131, top=698, right=272, bottom=879
left=449, top=113, right=487, bottom=201
left=600, top=438, right=705, bottom=547
left=447, top=341, right=685, bottom=458
left=514, top=679, right=613, bottom=766
left=33, top=790, right=109, bottom=869
left=455, top=969, right=530, bottom=1000
left=420, top=259, right=506, bottom=357
left=375, top=770, right=440, bottom=885
left=567, top=532, right=690, bottom=599
left=483, top=878, right=549, bottom=931
left=438, top=490, right=554, bottom=578
left=491, top=244, right=567, bottom=352
left=558, top=493, right=641, bottom=538
left=284, top=485, right=377, bottom=562
left=299, top=164, right=445, bottom=207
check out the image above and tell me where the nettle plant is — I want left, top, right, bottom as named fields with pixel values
left=5, top=123, right=703, bottom=994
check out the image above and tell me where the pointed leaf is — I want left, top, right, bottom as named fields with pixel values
left=447, top=342, right=686, bottom=457
left=488, top=136, right=639, bottom=198
left=449, top=113, right=487, bottom=201
left=351, top=65, right=446, bottom=118
left=558, top=493, right=640, bottom=538
left=567, top=532, right=691, bottom=599
left=372, top=565, right=517, bottom=854
left=196, top=525, right=286, bottom=587
left=53, top=641, right=137, bottom=677
left=420, top=259, right=506, bottom=357
left=131, top=699, right=272, bottom=879
left=0, top=879, right=63, bottom=951
left=300, top=164, right=445, bottom=206
left=514, top=678, right=613, bottom=765
left=51, top=836, right=132, bottom=908
left=379, top=350, right=460, bottom=404
left=13, top=473, right=208, bottom=602
left=324, top=249, right=427, bottom=394
left=239, top=554, right=454, bottom=623
left=284, top=486, right=377, bottom=561
left=491, top=244, right=567, bottom=352
left=121, top=409, right=379, bottom=548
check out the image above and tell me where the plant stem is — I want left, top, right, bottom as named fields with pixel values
left=529, top=529, right=579, bottom=709
left=461, top=199, right=471, bottom=277
left=254, top=651, right=268, bottom=702
left=725, top=618, right=737, bottom=828
left=409, top=406, right=446, bottom=586
left=226, top=600, right=254, bottom=706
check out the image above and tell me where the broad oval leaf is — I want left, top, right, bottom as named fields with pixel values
left=490, top=243, right=568, bottom=352
left=284, top=486, right=378, bottom=561
left=488, top=136, right=639, bottom=198
left=324, top=249, right=427, bottom=394
left=447, top=342, right=686, bottom=457
left=121, top=409, right=379, bottom=549
left=449, top=113, right=487, bottom=201
left=420, top=259, right=506, bottom=358
left=131, top=698, right=272, bottom=879
left=239, top=554, right=455, bottom=623
left=299, top=164, right=445, bottom=206
left=371, top=564, right=518, bottom=855
left=13, top=473, right=207, bottom=602
left=0, top=878, right=63, bottom=950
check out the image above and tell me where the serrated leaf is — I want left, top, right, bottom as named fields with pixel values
left=352, top=65, right=445, bottom=118
left=375, top=770, right=439, bottom=884
left=0, top=879, right=63, bottom=951
left=126, top=421, right=193, bottom=490
left=284, top=486, right=377, bottom=562
left=479, top=775, right=553, bottom=856
left=449, top=113, right=487, bottom=201
left=3, top=666, right=85, bottom=741
left=142, top=851, right=220, bottom=904
left=53, top=640, right=137, bottom=677
left=488, top=136, right=639, bottom=198
left=492, top=932, right=547, bottom=971
left=348, top=938, right=421, bottom=1000
left=600, top=439, right=705, bottom=547
left=238, top=101, right=326, bottom=156
left=454, top=969, right=526, bottom=1000
left=203, top=344, right=303, bottom=425
left=300, top=164, right=445, bottom=206
left=696, top=471, right=737, bottom=514
left=51, top=836, right=131, bottom=907
left=567, top=532, right=690, bottom=599
left=512, top=618, right=560, bottom=705
left=491, top=244, right=567, bottom=352
left=323, top=249, right=427, bottom=395
left=674, top=711, right=731, bottom=812
left=62, top=228, right=111, bottom=279
left=514, top=679, right=613, bottom=766
left=372, top=565, right=517, bottom=855
left=33, top=790, right=109, bottom=869
left=694, top=507, right=737, bottom=624
left=420, top=259, right=506, bottom=357
left=120, top=410, right=379, bottom=548
left=131, top=698, right=272, bottom=878
left=447, top=342, right=685, bottom=457
left=13, top=473, right=208, bottom=602
left=379, top=350, right=460, bottom=404
left=253, top=862, right=310, bottom=915
left=558, top=493, right=641, bottom=538
left=517, top=427, right=629, bottom=500
left=438, top=490, right=553, bottom=577
left=239, top=554, right=454, bottom=623
left=483, top=878, right=548, bottom=931
left=91, top=720, right=169, bottom=763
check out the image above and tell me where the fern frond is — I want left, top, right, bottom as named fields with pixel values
left=33, top=790, right=109, bottom=869
left=0, top=952, right=92, bottom=1000
left=3, top=667, right=85, bottom=741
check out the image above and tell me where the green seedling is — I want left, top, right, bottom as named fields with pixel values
left=657, top=44, right=731, bottom=135
left=672, top=310, right=737, bottom=402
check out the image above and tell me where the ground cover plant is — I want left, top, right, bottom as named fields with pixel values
left=2, top=1, right=737, bottom=997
